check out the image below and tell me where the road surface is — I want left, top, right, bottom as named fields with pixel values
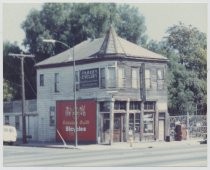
left=3, top=144, right=207, bottom=167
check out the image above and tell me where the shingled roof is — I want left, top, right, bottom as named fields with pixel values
left=36, top=26, right=167, bottom=67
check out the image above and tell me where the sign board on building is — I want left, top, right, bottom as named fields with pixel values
left=56, top=100, right=96, bottom=143
left=80, top=68, right=99, bottom=89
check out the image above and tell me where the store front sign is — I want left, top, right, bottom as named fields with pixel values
left=56, top=100, right=96, bottom=143
left=80, top=68, right=99, bottom=88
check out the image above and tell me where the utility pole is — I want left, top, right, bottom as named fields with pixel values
left=8, top=53, right=35, bottom=144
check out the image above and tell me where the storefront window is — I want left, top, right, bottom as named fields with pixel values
left=135, top=113, right=140, bottom=133
left=129, top=113, right=134, bottom=130
left=114, top=101, right=126, bottom=110
left=100, top=102, right=110, bottom=112
left=129, top=113, right=140, bottom=133
left=144, top=101, right=155, bottom=110
left=130, top=101, right=140, bottom=110
left=143, top=113, right=154, bottom=133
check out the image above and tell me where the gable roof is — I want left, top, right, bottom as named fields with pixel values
left=36, top=26, right=167, bottom=67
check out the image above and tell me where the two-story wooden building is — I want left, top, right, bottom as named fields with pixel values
left=35, top=26, right=169, bottom=144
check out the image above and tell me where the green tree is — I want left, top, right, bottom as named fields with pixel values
left=3, top=42, right=22, bottom=101
left=147, top=23, right=207, bottom=115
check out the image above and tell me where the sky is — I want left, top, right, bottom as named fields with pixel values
left=2, top=1, right=208, bottom=49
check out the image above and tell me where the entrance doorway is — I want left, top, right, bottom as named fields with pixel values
left=159, top=120, right=165, bottom=141
left=113, top=113, right=125, bottom=142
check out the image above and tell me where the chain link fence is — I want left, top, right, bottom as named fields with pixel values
left=169, top=115, right=207, bottom=140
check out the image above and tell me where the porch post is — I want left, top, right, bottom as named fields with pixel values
left=155, top=104, right=159, bottom=140
left=126, top=98, right=130, bottom=142
left=140, top=101, right=144, bottom=141
left=109, top=98, right=114, bottom=145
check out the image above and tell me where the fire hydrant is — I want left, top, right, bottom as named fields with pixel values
left=128, top=130, right=133, bottom=147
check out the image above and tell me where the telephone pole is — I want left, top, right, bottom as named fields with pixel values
left=8, top=53, right=35, bottom=144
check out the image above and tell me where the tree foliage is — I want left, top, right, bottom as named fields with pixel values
left=3, top=42, right=22, bottom=101
left=147, top=23, right=207, bottom=115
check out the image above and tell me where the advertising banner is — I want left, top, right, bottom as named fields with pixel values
left=80, top=68, right=99, bottom=89
left=56, top=100, right=96, bottom=143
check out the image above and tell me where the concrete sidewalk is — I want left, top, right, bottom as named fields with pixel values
left=15, top=139, right=204, bottom=150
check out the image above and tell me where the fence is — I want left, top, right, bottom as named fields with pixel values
left=169, top=115, right=207, bottom=140
left=3, top=99, right=37, bottom=114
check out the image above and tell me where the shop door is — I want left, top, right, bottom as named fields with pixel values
left=102, top=113, right=110, bottom=143
left=158, top=120, right=165, bottom=141
left=113, top=113, right=125, bottom=142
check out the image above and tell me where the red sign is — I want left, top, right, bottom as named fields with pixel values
left=56, top=100, right=96, bottom=143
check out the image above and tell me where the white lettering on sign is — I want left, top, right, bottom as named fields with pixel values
left=65, top=126, right=87, bottom=132
left=65, top=105, right=86, bottom=117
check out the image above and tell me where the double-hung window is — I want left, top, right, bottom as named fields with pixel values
left=145, top=69, right=151, bottom=90
left=100, top=68, right=106, bottom=88
left=107, top=67, right=116, bottom=88
left=54, top=73, right=59, bottom=93
left=157, top=69, right=164, bottom=90
left=132, top=68, right=139, bottom=89
left=118, top=67, right=126, bottom=88
left=40, top=74, right=44, bottom=86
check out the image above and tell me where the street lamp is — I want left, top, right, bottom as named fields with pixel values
left=42, top=39, right=78, bottom=147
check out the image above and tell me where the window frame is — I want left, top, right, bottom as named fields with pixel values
left=157, top=69, right=164, bottom=90
left=118, top=67, right=126, bottom=88
left=145, top=69, right=151, bottom=90
left=54, top=73, right=59, bottom=93
left=100, top=68, right=106, bottom=89
left=40, top=74, right=44, bottom=86
left=131, top=68, right=139, bottom=89
left=49, top=106, right=55, bottom=126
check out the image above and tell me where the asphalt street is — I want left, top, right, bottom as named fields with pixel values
left=3, top=143, right=207, bottom=167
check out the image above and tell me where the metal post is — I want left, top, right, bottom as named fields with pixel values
left=73, top=45, right=78, bottom=148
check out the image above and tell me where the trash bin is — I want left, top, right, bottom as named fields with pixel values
left=175, top=124, right=182, bottom=141
left=165, top=136, right=170, bottom=142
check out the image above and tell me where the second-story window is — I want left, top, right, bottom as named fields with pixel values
left=107, top=67, right=116, bottom=88
left=100, top=68, right=106, bottom=88
left=54, top=73, right=59, bottom=93
left=145, top=69, right=151, bottom=90
left=132, top=68, right=139, bottom=89
left=118, top=67, right=126, bottom=88
left=40, top=74, right=44, bottom=86
left=157, top=69, right=164, bottom=90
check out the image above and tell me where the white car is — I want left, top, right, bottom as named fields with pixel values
left=3, top=125, right=17, bottom=145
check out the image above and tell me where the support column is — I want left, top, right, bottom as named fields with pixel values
left=126, top=98, right=130, bottom=142
left=155, top=104, right=159, bottom=140
left=140, top=101, right=144, bottom=141
left=109, top=98, right=114, bottom=145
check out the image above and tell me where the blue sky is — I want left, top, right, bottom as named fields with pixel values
left=2, top=2, right=208, bottom=49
